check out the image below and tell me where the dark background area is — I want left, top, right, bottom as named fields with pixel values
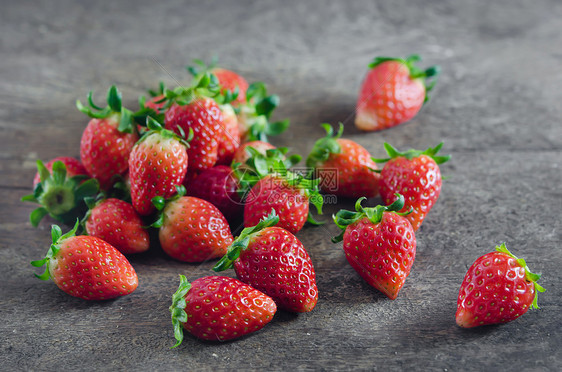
left=1, top=0, right=561, bottom=370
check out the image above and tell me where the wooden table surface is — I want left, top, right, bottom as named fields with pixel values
left=1, top=0, right=561, bottom=370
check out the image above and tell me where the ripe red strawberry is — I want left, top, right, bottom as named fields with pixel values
left=332, top=195, right=416, bottom=299
left=456, top=244, right=545, bottom=328
left=84, top=198, right=149, bottom=255
left=128, top=118, right=189, bottom=216
left=165, top=97, right=222, bottom=173
left=374, top=142, right=450, bottom=231
left=232, top=140, right=276, bottom=166
left=216, top=104, right=241, bottom=165
left=31, top=222, right=138, bottom=300
left=77, top=86, right=139, bottom=189
left=170, top=275, right=276, bottom=345
left=211, top=68, right=249, bottom=107
left=33, top=157, right=88, bottom=187
left=187, top=165, right=243, bottom=221
left=243, top=160, right=323, bottom=233
left=22, top=159, right=99, bottom=227
left=355, top=55, right=439, bottom=131
left=152, top=187, right=233, bottom=262
left=306, top=123, right=380, bottom=198
left=214, top=213, right=318, bottom=312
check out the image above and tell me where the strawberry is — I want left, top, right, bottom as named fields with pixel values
left=232, top=140, right=276, bottom=166
left=170, top=275, right=276, bottom=345
left=355, top=55, right=439, bottom=131
left=152, top=186, right=233, bottom=263
left=31, top=221, right=138, bottom=300
left=243, top=162, right=323, bottom=234
left=211, top=68, right=249, bottom=107
left=214, top=213, right=318, bottom=312
left=332, top=195, right=416, bottom=300
left=33, top=157, right=88, bottom=187
left=128, top=117, right=189, bottom=216
left=306, top=123, right=380, bottom=198
left=187, top=165, right=243, bottom=221
left=77, top=86, right=140, bottom=189
left=84, top=197, right=149, bottom=255
left=22, top=159, right=99, bottom=227
left=215, top=103, right=241, bottom=165
left=374, top=142, right=450, bottom=231
left=187, top=60, right=249, bottom=107
left=456, top=244, right=545, bottom=328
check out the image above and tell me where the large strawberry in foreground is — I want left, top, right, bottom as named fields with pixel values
left=306, top=123, right=380, bottom=198
left=170, top=275, right=276, bottom=345
left=374, top=142, right=450, bottom=231
left=355, top=55, right=439, bottom=132
left=77, top=86, right=140, bottom=189
left=31, top=221, right=138, bottom=300
left=214, top=213, right=318, bottom=313
left=128, top=117, right=189, bottom=216
left=332, top=195, right=416, bottom=300
left=456, top=243, right=545, bottom=328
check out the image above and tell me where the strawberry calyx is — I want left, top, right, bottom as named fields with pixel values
left=238, top=81, right=290, bottom=142
left=150, top=185, right=187, bottom=228
left=368, top=55, right=440, bottom=103
left=213, top=211, right=280, bottom=272
left=76, top=85, right=141, bottom=134
left=30, top=220, right=80, bottom=281
left=233, top=146, right=302, bottom=197
left=305, top=123, right=344, bottom=168
left=21, top=160, right=99, bottom=227
left=372, top=142, right=451, bottom=165
left=186, top=59, right=241, bottom=105
left=160, top=71, right=229, bottom=110
left=495, top=243, right=545, bottom=309
left=331, top=193, right=411, bottom=243
left=136, top=116, right=193, bottom=148
left=169, top=274, right=192, bottom=348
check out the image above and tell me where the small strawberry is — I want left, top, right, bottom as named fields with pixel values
left=374, top=142, right=450, bottom=231
left=31, top=221, right=138, bottom=300
left=187, top=165, right=243, bottom=221
left=243, top=162, right=323, bottom=234
left=77, top=86, right=140, bottom=189
left=152, top=186, right=233, bottom=263
left=355, top=55, right=439, bottom=131
left=215, top=103, right=241, bottom=165
left=84, top=197, right=150, bottom=255
left=214, top=212, right=318, bottom=312
left=232, top=140, right=276, bottom=166
left=306, top=123, right=380, bottom=198
left=332, top=195, right=416, bottom=300
left=170, top=275, right=276, bottom=345
left=22, top=159, right=99, bottom=227
left=456, top=244, right=545, bottom=328
left=128, top=117, right=189, bottom=216
left=33, top=157, right=88, bottom=187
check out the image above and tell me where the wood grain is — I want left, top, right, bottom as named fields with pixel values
left=1, top=0, right=561, bottom=370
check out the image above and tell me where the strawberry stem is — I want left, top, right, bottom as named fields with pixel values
left=169, top=274, right=192, bottom=348
left=31, top=220, right=80, bottom=281
left=305, top=123, right=344, bottom=168
left=495, top=243, right=545, bottom=309
left=372, top=142, right=451, bottom=164
left=213, top=211, right=279, bottom=272
left=331, top=194, right=410, bottom=243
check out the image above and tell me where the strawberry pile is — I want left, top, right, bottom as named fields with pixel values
left=24, top=56, right=544, bottom=346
